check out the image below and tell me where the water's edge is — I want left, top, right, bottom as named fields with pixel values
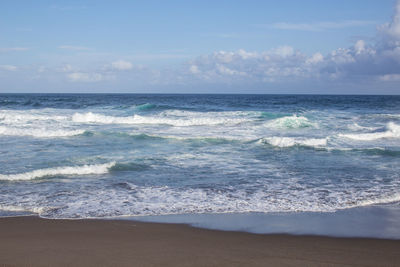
left=2, top=204, right=400, bottom=239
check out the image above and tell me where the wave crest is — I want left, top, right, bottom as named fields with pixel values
left=261, top=136, right=327, bottom=148
left=265, top=115, right=317, bottom=129
left=0, top=162, right=116, bottom=181
left=0, top=126, right=85, bottom=138
left=72, top=112, right=247, bottom=126
left=339, top=122, right=400, bottom=141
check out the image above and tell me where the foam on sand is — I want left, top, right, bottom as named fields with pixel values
left=0, top=162, right=116, bottom=181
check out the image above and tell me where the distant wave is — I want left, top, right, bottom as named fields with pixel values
left=339, top=122, right=400, bottom=141
left=0, top=126, right=85, bottom=138
left=260, top=136, right=327, bottom=148
left=72, top=112, right=248, bottom=126
left=0, top=162, right=116, bottom=181
left=0, top=110, right=68, bottom=124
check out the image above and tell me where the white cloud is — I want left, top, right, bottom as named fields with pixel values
left=111, top=60, right=133, bottom=70
left=67, top=72, right=104, bottom=82
left=216, top=64, right=246, bottom=76
left=354, top=40, right=366, bottom=54
left=189, top=65, right=200, bottom=74
left=184, top=46, right=310, bottom=83
left=180, top=1, right=400, bottom=87
left=270, top=20, right=376, bottom=31
left=0, top=47, right=29, bottom=52
left=379, top=1, right=400, bottom=37
left=0, top=65, right=18, bottom=71
left=379, top=74, right=400, bottom=81
left=61, top=64, right=74, bottom=72
left=58, top=45, right=90, bottom=51
left=306, top=52, right=324, bottom=64
left=273, top=45, right=294, bottom=57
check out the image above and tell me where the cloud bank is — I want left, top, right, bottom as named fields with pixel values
left=179, top=1, right=400, bottom=90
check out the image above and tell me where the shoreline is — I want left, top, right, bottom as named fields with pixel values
left=1, top=216, right=400, bottom=266
left=4, top=204, right=400, bottom=239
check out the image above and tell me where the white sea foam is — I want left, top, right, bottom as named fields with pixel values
left=348, top=123, right=380, bottom=131
left=10, top=182, right=400, bottom=219
left=261, top=136, right=328, bottom=148
left=72, top=112, right=247, bottom=126
left=0, top=126, right=85, bottom=137
left=1, top=177, right=400, bottom=218
left=356, top=193, right=400, bottom=207
left=339, top=122, right=400, bottom=141
left=0, top=204, right=46, bottom=214
left=0, top=162, right=116, bottom=181
left=265, top=115, right=317, bottom=129
left=0, top=110, right=68, bottom=124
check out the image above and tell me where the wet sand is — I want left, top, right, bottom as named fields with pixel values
left=0, top=216, right=399, bottom=266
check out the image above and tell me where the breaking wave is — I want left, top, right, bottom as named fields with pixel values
left=0, top=110, right=68, bottom=124
left=0, top=126, right=85, bottom=138
left=0, top=162, right=116, bottom=181
left=134, top=103, right=157, bottom=111
left=72, top=112, right=248, bottom=126
left=339, top=122, right=400, bottom=141
left=265, top=115, right=317, bottom=129
left=261, top=136, right=328, bottom=148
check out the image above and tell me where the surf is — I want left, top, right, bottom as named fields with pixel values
left=0, top=162, right=116, bottom=181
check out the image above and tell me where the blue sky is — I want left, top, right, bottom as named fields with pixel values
left=1, top=0, right=400, bottom=94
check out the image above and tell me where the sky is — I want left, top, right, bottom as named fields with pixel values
left=0, top=0, right=400, bottom=94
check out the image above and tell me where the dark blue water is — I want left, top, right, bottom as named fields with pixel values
left=0, top=94, right=399, bottom=219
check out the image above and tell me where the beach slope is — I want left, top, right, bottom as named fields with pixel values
left=0, top=216, right=399, bottom=266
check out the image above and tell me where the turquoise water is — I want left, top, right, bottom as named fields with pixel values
left=0, top=94, right=399, bottom=219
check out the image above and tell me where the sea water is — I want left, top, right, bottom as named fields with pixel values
left=0, top=94, right=399, bottom=228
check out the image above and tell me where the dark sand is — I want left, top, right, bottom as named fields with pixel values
left=1, top=217, right=400, bottom=266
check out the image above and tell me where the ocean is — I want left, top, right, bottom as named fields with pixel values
left=1, top=94, right=400, bottom=236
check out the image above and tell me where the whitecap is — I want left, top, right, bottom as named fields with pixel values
left=0, top=162, right=116, bottom=181
left=0, top=126, right=85, bottom=138
left=265, top=115, right=317, bottom=129
left=339, top=122, right=400, bottom=141
left=261, top=136, right=327, bottom=148
left=72, top=112, right=248, bottom=126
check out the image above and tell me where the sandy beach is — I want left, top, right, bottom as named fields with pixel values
left=0, top=216, right=399, bottom=266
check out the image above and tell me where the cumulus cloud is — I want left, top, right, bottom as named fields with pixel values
left=111, top=60, right=133, bottom=70
left=0, top=65, right=18, bottom=71
left=379, top=74, right=400, bottom=81
left=183, top=46, right=312, bottom=83
left=178, top=0, right=400, bottom=88
left=60, top=60, right=139, bottom=83
left=60, top=64, right=74, bottom=72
